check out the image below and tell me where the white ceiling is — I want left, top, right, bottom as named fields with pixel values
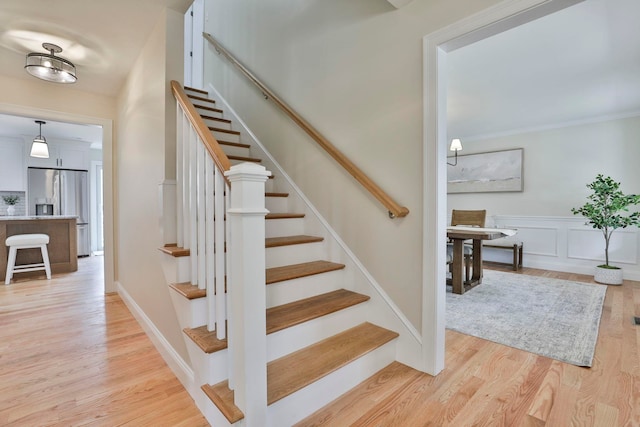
left=447, top=0, right=640, bottom=141
left=0, top=0, right=192, bottom=145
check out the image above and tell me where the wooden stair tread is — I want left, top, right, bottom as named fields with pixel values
left=184, top=86, right=208, bottom=95
left=183, top=326, right=227, bottom=353
left=294, top=361, right=422, bottom=426
left=184, top=289, right=366, bottom=352
left=266, top=192, right=289, bottom=198
left=209, top=126, right=240, bottom=135
left=228, top=154, right=262, bottom=163
left=188, top=94, right=215, bottom=104
left=266, top=289, right=366, bottom=334
left=218, top=139, right=250, bottom=149
left=267, top=322, right=398, bottom=405
left=266, top=212, right=305, bottom=220
left=169, top=282, right=206, bottom=299
left=201, top=381, right=244, bottom=423
left=265, top=235, right=323, bottom=248
left=194, top=104, right=223, bottom=114
left=158, top=245, right=190, bottom=257
left=266, top=260, right=344, bottom=284
left=201, top=115, right=231, bottom=124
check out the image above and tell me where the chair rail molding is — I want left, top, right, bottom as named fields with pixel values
left=490, top=215, right=640, bottom=280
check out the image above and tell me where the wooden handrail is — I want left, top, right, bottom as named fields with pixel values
left=203, top=33, right=409, bottom=218
left=171, top=80, right=232, bottom=180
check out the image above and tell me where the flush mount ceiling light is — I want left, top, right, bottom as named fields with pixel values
left=30, top=120, right=49, bottom=158
left=25, top=43, right=77, bottom=84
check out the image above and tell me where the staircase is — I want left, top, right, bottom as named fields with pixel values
left=160, top=84, right=422, bottom=426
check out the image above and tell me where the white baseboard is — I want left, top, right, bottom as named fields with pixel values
left=116, top=281, right=195, bottom=394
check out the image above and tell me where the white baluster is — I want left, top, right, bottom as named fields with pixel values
left=205, top=155, right=216, bottom=332
left=182, top=119, right=191, bottom=250
left=197, top=143, right=206, bottom=290
left=214, top=167, right=227, bottom=340
left=189, top=129, right=198, bottom=285
left=176, top=104, right=184, bottom=248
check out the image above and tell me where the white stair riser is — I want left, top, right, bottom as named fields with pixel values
left=265, top=218, right=305, bottom=238
left=266, top=269, right=345, bottom=310
left=220, top=144, right=252, bottom=158
left=195, top=106, right=224, bottom=119
left=265, top=196, right=288, bottom=212
left=267, top=340, right=397, bottom=427
left=202, top=117, right=232, bottom=130
left=267, top=303, right=367, bottom=361
left=185, top=89, right=208, bottom=97
left=265, top=178, right=276, bottom=194
left=184, top=338, right=229, bottom=386
left=159, top=255, right=191, bottom=286
left=197, top=393, right=237, bottom=427
left=169, top=290, right=207, bottom=329
left=212, top=130, right=240, bottom=143
left=266, top=242, right=325, bottom=269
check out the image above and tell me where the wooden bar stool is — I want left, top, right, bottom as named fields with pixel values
left=4, top=234, right=52, bottom=285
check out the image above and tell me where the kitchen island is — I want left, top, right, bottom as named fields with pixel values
left=0, top=216, right=77, bottom=281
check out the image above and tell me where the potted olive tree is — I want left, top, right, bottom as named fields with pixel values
left=572, top=174, right=640, bottom=285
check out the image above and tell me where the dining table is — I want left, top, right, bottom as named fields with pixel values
left=447, top=226, right=518, bottom=294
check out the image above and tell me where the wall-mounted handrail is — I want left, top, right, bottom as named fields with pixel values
left=203, top=33, right=409, bottom=219
left=171, top=80, right=231, bottom=180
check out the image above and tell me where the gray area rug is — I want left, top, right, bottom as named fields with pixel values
left=446, top=270, right=607, bottom=367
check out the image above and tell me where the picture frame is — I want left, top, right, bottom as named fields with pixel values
left=447, top=148, right=523, bottom=194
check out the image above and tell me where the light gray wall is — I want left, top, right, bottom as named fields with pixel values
left=116, top=8, right=188, bottom=361
left=447, top=115, right=640, bottom=221
left=203, top=0, right=502, bottom=330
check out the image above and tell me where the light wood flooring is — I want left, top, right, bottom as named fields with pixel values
left=2, top=258, right=638, bottom=426
left=0, top=256, right=207, bottom=426
left=299, top=263, right=640, bottom=426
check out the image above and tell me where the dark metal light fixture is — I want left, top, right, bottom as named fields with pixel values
left=447, top=138, right=463, bottom=166
left=25, top=43, right=77, bottom=84
left=30, top=120, right=49, bottom=158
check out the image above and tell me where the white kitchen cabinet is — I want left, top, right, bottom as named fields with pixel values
left=0, top=140, right=26, bottom=191
left=26, top=141, right=90, bottom=171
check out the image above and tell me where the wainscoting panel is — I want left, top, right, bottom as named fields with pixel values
left=488, top=215, right=640, bottom=281
left=567, top=227, right=637, bottom=264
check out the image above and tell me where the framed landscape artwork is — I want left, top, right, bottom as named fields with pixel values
left=447, top=148, right=523, bottom=194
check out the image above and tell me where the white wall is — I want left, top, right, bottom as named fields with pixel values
left=448, top=115, right=640, bottom=278
left=115, top=9, right=188, bottom=361
left=202, top=0, right=502, bottom=330
left=448, top=115, right=640, bottom=218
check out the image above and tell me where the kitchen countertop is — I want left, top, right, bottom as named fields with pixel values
left=0, top=215, right=78, bottom=221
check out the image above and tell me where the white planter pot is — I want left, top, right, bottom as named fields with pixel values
left=6, top=205, right=15, bottom=216
left=594, top=265, right=623, bottom=285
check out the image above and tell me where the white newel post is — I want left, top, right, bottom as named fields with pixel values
left=225, top=162, right=271, bottom=425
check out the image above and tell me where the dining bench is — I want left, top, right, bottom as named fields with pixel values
left=483, top=239, right=523, bottom=270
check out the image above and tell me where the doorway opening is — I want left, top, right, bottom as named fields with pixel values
left=421, top=0, right=585, bottom=375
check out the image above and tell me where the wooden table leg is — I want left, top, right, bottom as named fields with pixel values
left=471, top=238, right=483, bottom=283
left=452, top=238, right=464, bottom=294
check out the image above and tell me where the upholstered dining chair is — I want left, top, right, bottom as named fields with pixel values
left=447, top=209, right=486, bottom=282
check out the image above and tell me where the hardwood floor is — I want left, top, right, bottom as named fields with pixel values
left=299, top=264, right=640, bottom=426
left=2, top=257, right=638, bottom=426
left=0, top=256, right=207, bottom=426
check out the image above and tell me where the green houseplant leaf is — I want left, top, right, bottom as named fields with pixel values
left=571, top=174, right=640, bottom=267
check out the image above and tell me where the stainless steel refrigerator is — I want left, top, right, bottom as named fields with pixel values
left=28, top=167, right=91, bottom=257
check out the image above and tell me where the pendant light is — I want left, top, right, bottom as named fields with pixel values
left=25, top=43, right=77, bottom=84
left=30, top=120, right=49, bottom=158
